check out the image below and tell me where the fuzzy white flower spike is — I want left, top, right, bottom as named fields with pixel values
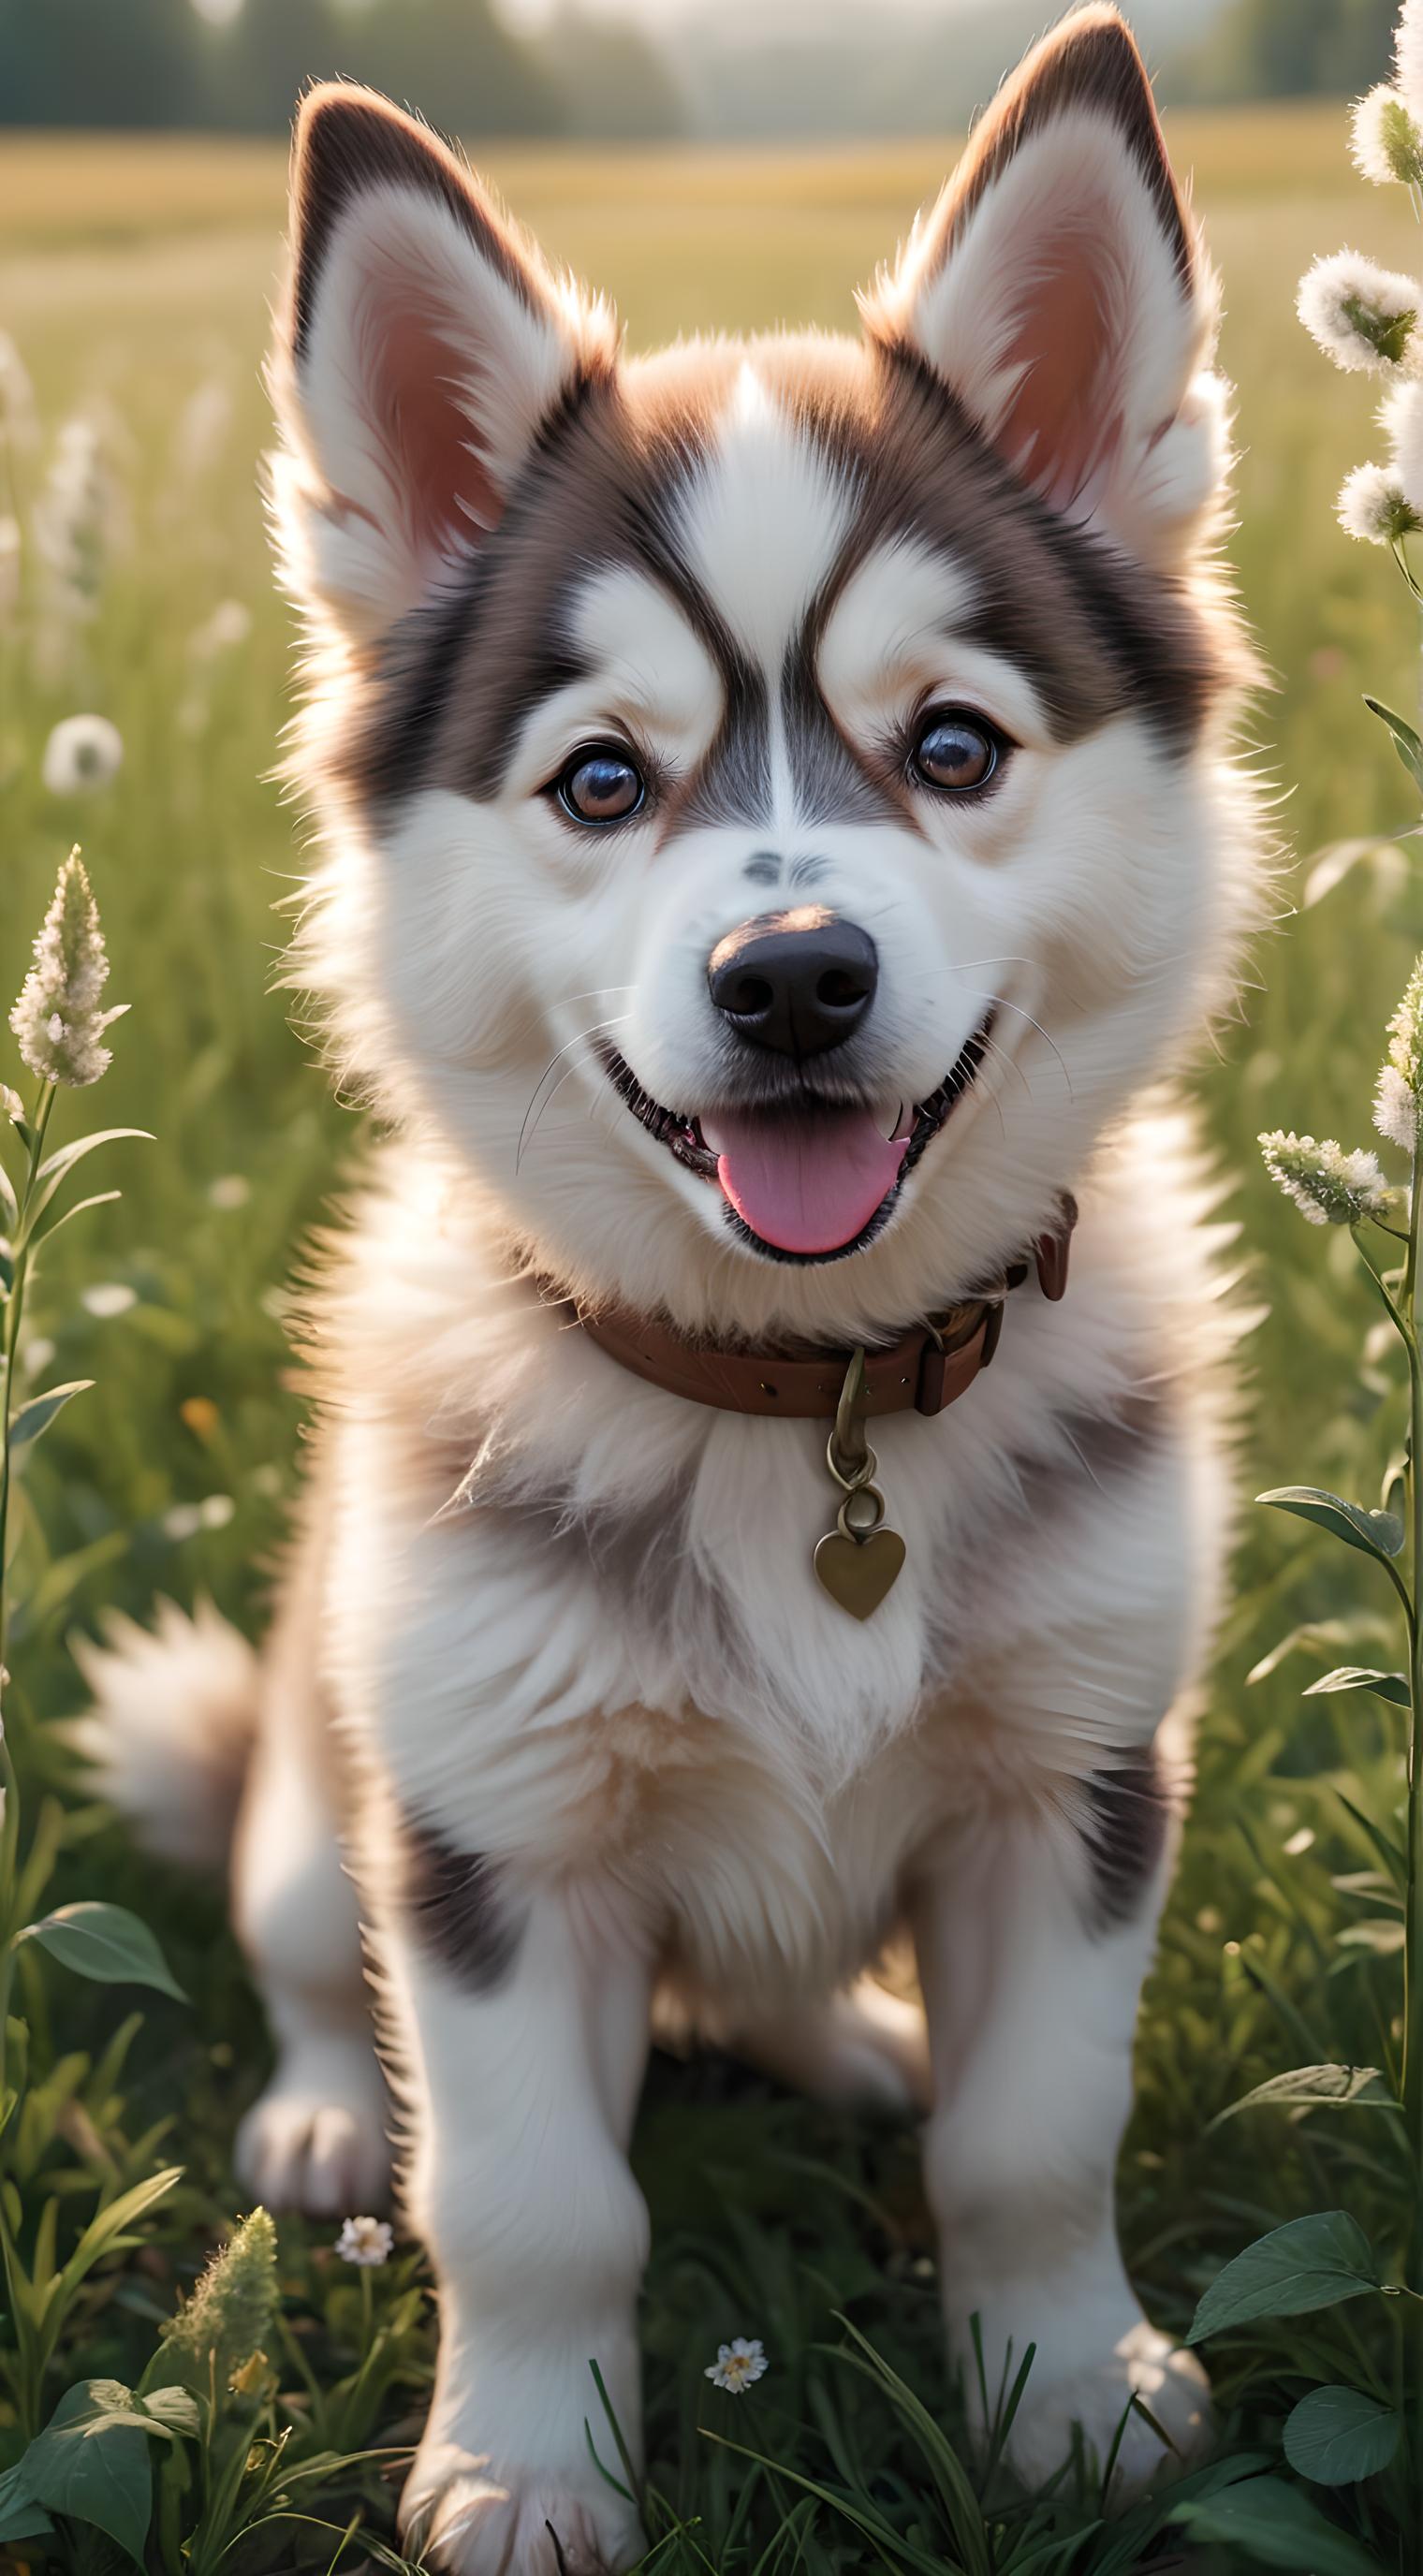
left=1259, top=1131, right=1392, bottom=1227
left=9, top=848, right=122, bottom=1089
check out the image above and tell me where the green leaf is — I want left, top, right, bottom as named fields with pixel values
left=1174, top=2472, right=1387, bottom=2571
left=1187, top=2212, right=1380, bottom=2345
left=1257, top=1486, right=1405, bottom=1564
left=1336, top=1920, right=1406, bottom=1955
left=140, top=2387, right=201, bottom=2436
left=22, top=2382, right=154, bottom=2565
left=0, top=2462, right=53, bottom=2542
left=1304, top=1667, right=1411, bottom=1708
left=1210, top=2066, right=1399, bottom=2127
left=1284, top=2387, right=1401, bottom=2486
left=7, top=1379, right=94, bottom=1450
left=33, top=1128, right=152, bottom=1190
left=1336, top=1792, right=1407, bottom=1891
left=18, top=1902, right=186, bottom=2001
left=1365, top=694, right=1423, bottom=790
left=61, top=2168, right=182, bottom=2299
left=24, top=1186, right=121, bottom=1253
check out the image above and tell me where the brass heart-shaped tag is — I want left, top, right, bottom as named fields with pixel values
left=814, top=1527, right=906, bottom=1619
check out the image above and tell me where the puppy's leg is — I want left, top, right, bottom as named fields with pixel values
left=374, top=1852, right=651, bottom=2576
left=915, top=1774, right=1209, bottom=2493
left=231, top=1480, right=388, bottom=2215
left=730, top=1977, right=930, bottom=2114
left=230, top=1703, right=387, bottom=2214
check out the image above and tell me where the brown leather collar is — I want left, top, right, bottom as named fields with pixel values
left=564, top=1198, right=1077, bottom=1424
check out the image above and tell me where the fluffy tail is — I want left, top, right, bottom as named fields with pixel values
left=71, top=1597, right=260, bottom=1868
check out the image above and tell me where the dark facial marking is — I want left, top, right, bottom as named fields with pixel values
left=678, top=656, right=774, bottom=831
left=743, top=851, right=782, bottom=887
left=1079, top=1744, right=1175, bottom=1934
left=397, top=1813, right=522, bottom=1992
left=333, top=323, right=1232, bottom=827
left=780, top=622, right=902, bottom=828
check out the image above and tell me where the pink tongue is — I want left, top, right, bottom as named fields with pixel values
left=706, top=1109, right=907, bottom=1255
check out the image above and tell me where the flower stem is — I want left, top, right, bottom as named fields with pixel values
left=0, top=1080, right=55, bottom=2115
left=1402, top=1138, right=1423, bottom=2496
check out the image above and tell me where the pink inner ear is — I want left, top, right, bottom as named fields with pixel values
left=368, top=287, right=504, bottom=565
left=995, top=229, right=1123, bottom=515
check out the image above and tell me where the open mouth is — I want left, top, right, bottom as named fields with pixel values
left=598, top=1012, right=996, bottom=1263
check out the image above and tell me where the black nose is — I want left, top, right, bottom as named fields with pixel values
left=707, top=911, right=878, bottom=1058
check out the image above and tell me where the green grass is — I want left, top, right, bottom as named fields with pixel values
left=6, top=99, right=1423, bottom=2573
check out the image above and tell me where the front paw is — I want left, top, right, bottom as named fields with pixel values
left=1005, top=2320, right=1211, bottom=2496
left=403, top=2448, right=642, bottom=2576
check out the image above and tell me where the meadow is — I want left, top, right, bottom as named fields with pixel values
left=5, top=95, right=1423, bottom=2574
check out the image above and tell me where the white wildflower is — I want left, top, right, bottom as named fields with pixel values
left=704, top=2336, right=768, bottom=2394
left=1298, top=251, right=1421, bottom=374
left=335, top=2215, right=393, bottom=2267
left=198, top=1494, right=234, bottom=1530
left=42, top=713, right=123, bottom=795
left=172, top=375, right=233, bottom=485
left=189, top=598, right=252, bottom=661
left=9, top=849, right=120, bottom=1089
left=1337, top=461, right=1422, bottom=544
left=1259, top=1130, right=1392, bottom=1227
left=22, top=1338, right=55, bottom=1380
left=1352, top=85, right=1423, bottom=187
left=0, top=515, right=20, bottom=622
left=163, top=1504, right=203, bottom=1542
left=1399, top=0, right=1423, bottom=127
left=32, top=407, right=130, bottom=664
left=1375, top=952, right=1423, bottom=1158
left=208, top=1174, right=251, bottom=1210
left=1376, top=1063, right=1420, bottom=1150
left=1383, top=375, right=1423, bottom=514
left=0, top=331, right=38, bottom=455
left=81, top=1282, right=136, bottom=1319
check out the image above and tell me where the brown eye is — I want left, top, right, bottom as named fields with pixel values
left=911, top=710, right=1002, bottom=795
left=558, top=748, right=645, bottom=826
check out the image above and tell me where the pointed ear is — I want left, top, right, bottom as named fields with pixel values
left=861, top=5, right=1227, bottom=567
left=269, top=83, right=616, bottom=641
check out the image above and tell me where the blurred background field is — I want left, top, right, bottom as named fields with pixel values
left=8, top=20, right=1423, bottom=2565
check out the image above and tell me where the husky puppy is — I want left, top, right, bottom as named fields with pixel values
left=81, top=7, right=1260, bottom=2565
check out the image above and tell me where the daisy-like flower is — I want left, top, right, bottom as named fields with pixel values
left=1337, top=461, right=1423, bottom=544
left=1352, top=85, right=1423, bottom=188
left=1298, top=252, right=1421, bottom=374
left=1259, top=1131, right=1392, bottom=1227
left=335, top=2214, right=394, bottom=2267
left=42, top=713, right=123, bottom=796
left=704, top=2336, right=768, bottom=2394
left=9, top=848, right=122, bottom=1089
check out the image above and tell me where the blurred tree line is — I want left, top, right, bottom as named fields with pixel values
left=0, top=0, right=682, bottom=137
left=1172, top=0, right=1396, bottom=100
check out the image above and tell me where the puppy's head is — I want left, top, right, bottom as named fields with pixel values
left=271, top=7, right=1250, bottom=1335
